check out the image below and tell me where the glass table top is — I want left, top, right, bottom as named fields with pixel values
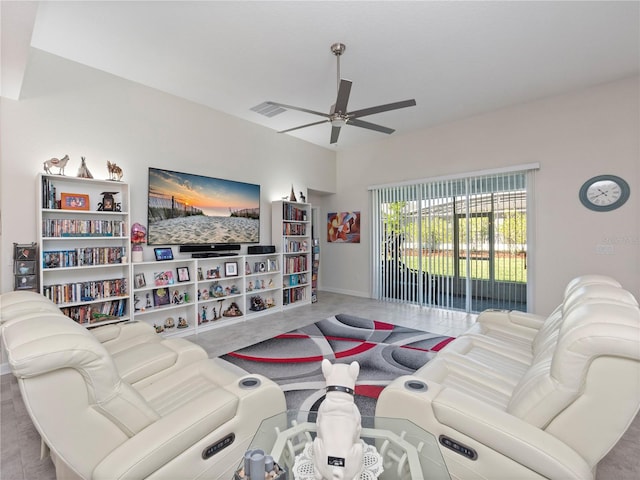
left=242, top=410, right=450, bottom=480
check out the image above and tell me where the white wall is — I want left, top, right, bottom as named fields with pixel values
left=2, top=50, right=638, bottom=317
left=318, top=76, right=639, bottom=315
left=0, top=50, right=336, bottom=293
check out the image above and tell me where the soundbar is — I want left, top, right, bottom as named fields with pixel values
left=191, top=252, right=239, bottom=258
left=180, top=244, right=241, bottom=253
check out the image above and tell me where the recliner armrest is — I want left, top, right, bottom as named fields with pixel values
left=432, top=387, right=592, bottom=479
left=477, top=309, right=546, bottom=329
left=92, top=390, right=239, bottom=480
left=91, top=322, right=159, bottom=353
left=473, top=309, right=547, bottom=338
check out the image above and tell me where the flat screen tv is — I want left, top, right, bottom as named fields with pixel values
left=147, top=167, right=260, bottom=246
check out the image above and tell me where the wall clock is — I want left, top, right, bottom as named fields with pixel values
left=578, top=175, right=630, bottom=212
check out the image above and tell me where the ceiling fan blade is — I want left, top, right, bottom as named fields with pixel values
left=278, top=119, right=329, bottom=134
left=333, top=79, right=352, bottom=114
left=348, top=118, right=395, bottom=134
left=330, top=125, right=342, bottom=144
left=266, top=101, right=329, bottom=118
left=347, top=99, right=416, bottom=119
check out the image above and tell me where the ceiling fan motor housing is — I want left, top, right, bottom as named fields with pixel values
left=331, top=43, right=346, bottom=56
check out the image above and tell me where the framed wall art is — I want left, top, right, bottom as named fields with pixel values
left=327, top=211, right=361, bottom=243
left=14, top=244, right=37, bottom=261
left=15, top=275, right=37, bottom=290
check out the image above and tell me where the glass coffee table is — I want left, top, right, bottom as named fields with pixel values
left=240, top=410, right=450, bottom=480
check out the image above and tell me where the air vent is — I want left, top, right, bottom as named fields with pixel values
left=251, top=102, right=286, bottom=117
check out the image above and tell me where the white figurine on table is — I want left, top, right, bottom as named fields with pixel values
left=313, top=359, right=363, bottom=480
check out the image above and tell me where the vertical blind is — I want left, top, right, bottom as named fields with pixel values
left=370, top=166, right=537, bottom=313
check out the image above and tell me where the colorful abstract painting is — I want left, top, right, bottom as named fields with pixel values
left=327, top=211, right=361, bottom=243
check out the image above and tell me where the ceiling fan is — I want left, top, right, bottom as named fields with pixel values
left=266, top=43, right=417, bottom=144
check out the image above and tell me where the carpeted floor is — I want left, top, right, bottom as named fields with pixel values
left=220, top=313, right=454, bottom=417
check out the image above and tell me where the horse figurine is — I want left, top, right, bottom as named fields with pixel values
left=43, top=155, right=70, bottom=175
left=107, top=161, right=123, bottom=181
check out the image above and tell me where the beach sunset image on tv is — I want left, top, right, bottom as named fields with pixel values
left=147, top=168, right=260, bottom=245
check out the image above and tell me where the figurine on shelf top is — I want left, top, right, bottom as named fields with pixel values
left=43, top=155, right=69, bottom=175
left=107, top=161, right=123, bottom=181
left=289, top=185, right=297, bottom=202
left=300, top=192, right=306, bottom=203
left=77, top=156, right=93, bottom=178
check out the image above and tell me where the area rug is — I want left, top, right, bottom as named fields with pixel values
left=220, top=313, right=454, bottom=417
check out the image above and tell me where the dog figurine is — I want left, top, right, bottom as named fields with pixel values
left=313, top=359, right=363, bottom=480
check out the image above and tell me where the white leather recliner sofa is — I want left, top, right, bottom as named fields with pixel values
left=376, top=275, right=640, bottom=480
left=1, top=291, right=211, bottom=388
left=1, top=292, right=286, bottom=480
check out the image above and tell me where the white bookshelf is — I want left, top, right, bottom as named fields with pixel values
left=37, top=174, right=131, bottom=327
left=271, top=200, right=312, bottom=309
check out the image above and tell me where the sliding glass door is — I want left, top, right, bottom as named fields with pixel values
left=371, top=168, right=534, bottom=313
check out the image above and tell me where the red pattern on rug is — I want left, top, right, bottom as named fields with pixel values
left=222, top=313, right=454, bottom=414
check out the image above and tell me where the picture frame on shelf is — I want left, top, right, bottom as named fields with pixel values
left=152, top=287, right=170, bottom=307
left=225, top=261, right=238, bottom=277
left=97, top=191, right=121, bottom=212
left=134, top=272, right=147, bottom=288
left=60, top=193, right=90, bottom=211
left=15, top=275, right=37, bottom=290
left=176, top=267, right=190, bottom=282
left=154, top=271, right=175, bottom=286
left=267, top=258, right=278, bottom=272
left=254, top=262, right=266, bottom=273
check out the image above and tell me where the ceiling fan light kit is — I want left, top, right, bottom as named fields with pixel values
left=264, top=42, right=416, bottom=144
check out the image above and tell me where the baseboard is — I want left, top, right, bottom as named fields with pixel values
left=319, top=286, right=370, bottom=298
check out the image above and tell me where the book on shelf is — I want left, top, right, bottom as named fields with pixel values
left=42, top=219, right=126, bottom=237
left=43, top=247, right=125, bottom=269
left=43, top=277, right=128, bottom=304
left=282, top=203, right=308, bottom=221
left=59, top=299, right=128, bottom=325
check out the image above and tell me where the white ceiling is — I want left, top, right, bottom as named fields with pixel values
left=3, top=1, right=639, bottom=151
